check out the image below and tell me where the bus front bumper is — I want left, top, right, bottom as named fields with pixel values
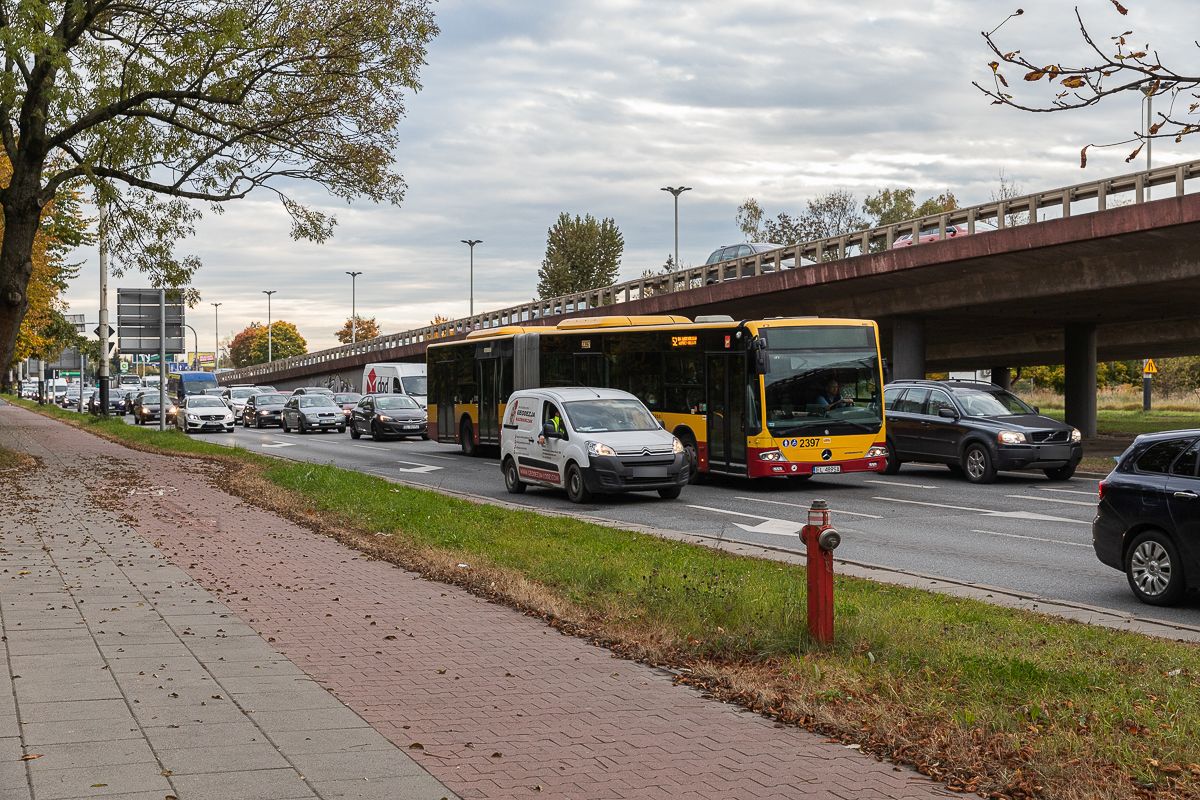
left=747, top=449, right=887, bottom=479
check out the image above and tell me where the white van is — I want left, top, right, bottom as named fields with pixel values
left=362, top=363, right=426, bottom=408
left=499, top=388, right=689, bottom=503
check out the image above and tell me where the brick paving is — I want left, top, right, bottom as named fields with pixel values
left=1, top=405, right=952, bottom=799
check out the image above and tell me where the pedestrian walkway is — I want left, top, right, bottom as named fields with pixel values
left=1, top=406, right=951, bottom=799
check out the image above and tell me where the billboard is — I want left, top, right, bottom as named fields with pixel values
left=117, top=288, right=185, bottom=355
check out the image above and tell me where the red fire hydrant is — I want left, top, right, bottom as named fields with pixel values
left=801, top=499, right=841, bottom=646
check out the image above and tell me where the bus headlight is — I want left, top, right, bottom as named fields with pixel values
left=997, top=430, right=1026, bottom=445
left=866, top=445, right=888, bottom=458
left=671, top=437, right=685, bottom=454
left=587, top=441, right=617, bottom=457
left=1071, top=428, right=1082, bottom=443
left=758, top=450, right=787, bottom=462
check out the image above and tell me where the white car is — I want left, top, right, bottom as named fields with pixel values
left=175, top=395, right=235, bottom=434
left=499, top=387, right=689, bottom=503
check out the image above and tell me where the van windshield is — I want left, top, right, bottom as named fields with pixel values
left=564, top=399, right=658, bottom=433
left=401, top=376, right=426, bottom=396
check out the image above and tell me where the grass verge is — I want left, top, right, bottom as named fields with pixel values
left=1041, top=407, right=1200, bottom=438
left=7, top=396, right=1200, bottom=799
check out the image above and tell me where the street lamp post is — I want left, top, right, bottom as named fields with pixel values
left=263, top=290, right=276, bottom=362
left=345, top=271, right=362, bottom=343
left=211, top=302, right=221, bottom=371
left=460, top=240, right=482, bottom=319
left=660, top=186, right=692, bottom=272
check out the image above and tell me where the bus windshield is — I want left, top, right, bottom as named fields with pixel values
left=180, top=374, right=218, bottom=395
left=760, top=328, right=882, bottom=437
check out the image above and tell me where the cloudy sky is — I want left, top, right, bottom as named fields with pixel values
left=60, top=0, right=1200, bottom=356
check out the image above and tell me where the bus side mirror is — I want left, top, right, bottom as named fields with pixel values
left=754, top=338, right=769, bottom=374
left=881, top=358, right=892, bottom=384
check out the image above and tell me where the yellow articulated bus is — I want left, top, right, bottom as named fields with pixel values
left=426, top=315, right=888, bottom=480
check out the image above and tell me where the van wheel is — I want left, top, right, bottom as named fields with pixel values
left=460, top=419, right=476, bottom=456
left=503, top=458, right=526, bottom=494
left=658, top=486, right=682, bottom=500
left=565, top=463, right=591, bottom=503
left=882, top=439, right=903, bottom=475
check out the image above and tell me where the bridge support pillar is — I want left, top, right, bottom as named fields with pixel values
left=891, top=318, right=926, bottom=380
left=990, top=366, right=1011, bottom=390
left=1064, top=323, right=1097, bottom=438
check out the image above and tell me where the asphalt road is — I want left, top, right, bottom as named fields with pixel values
left=123, top=413, right=1200, bottom=627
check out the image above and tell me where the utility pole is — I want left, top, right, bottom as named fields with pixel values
left=158, top=289, right=167, bottom=431
left=460, top=240, right=481, bottom=319
left=345, top=271, right=362, bottom=343
left=263, top=290, right=276, bottom=361
left=1141, top=84, right=1154, bottom=411
left=660, top=186, right=692, bottom=274
left=98, top=202, right=111, bottom=415
left=211, top=302, right=221, bottom=371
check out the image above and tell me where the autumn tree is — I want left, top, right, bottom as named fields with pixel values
left=0, top=1, right=439, bottom=388
left=229, top=322, right=307, bottom=367
left=537, top=213, right=624, bottom=298
left=862, top=188, right=958, bottom=227
left=976, top=4, right=1200, bottom=166
left=737, top=190, right=867, bottom=245
left=335, top=316, right=381, bottom=344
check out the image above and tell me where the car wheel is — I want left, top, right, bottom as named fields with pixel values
left=256, top=417, right=264, bottom=429
left=337, top=426, right=346, bottom=434
left=242, top=416, right=249, bottom=428
left=350, top=423, right=361, bottom=439
left=1126, top=529, right=1186, bottom=606
left=961, top=443, right=996, bottom=484
left=460, top=419, right=476, bottom=456
left=372, top=421, right=386, bottom=441
left=503, top=457, right=526, bottom=494
left=298, top=419, right=308, bottom=434
left=282, top=419, right=291, bottom=433
left=421, top=433, right=430, bottom=441
left=1044, top=463, right=1077, bottom=481
left=658, top=486, right=683, bottom=500
left=882, top=439, right=903, bottom=475
left=565, top=463, right=591, bottom=504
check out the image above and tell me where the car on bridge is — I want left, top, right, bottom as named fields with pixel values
left=891, top=224, right=969, bottom=248
left=1094, top=430, right=1200, bottom=606
left=881, top=379, right=1082, bottom=483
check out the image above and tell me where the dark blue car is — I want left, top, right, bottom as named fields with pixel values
left=1094, top=429, right=1200, bottom=605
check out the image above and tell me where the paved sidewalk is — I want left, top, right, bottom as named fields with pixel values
left=1, top=406, right=951, bottom=799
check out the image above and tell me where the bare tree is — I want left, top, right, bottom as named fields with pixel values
left=975, top=4, right=1199, bottom=166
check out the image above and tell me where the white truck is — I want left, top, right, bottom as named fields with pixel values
left=361, top=362, right=426, bottom=408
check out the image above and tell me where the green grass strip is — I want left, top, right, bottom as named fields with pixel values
left=7, top=395, right=1200, bottom=793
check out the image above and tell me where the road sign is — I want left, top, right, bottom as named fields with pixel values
left=116, top=288, right=185, bottom=355
left=94, top=324, right=116, bottom=339
left=1144, top=358, right=1158, bottom=375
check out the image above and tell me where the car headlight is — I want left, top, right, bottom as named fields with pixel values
left=378, top=414, right=392, bottom=422
left=587, top=441, right=617, bottom=457
left=672, top=437, right=684, bottom=454
left=1071, top=428, right=1082, bottom=443
left=187, top=414, right=199, bottom=421
left=997, top=430, right=1026, bottom=445
left=758, top=450, right=787, bottom=461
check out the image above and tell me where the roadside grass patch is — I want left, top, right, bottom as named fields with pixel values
left=8, top=396, right=1200, bottom=799
left=1042, top=407, right=1200, bottom=437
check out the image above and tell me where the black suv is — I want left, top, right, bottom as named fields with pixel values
left=1094, top=430, right=1200, bottom=606
left=882, top=380, right=1082, bottom=483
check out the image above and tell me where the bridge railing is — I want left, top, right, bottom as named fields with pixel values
left=222, top=158, right=1200, bottom=384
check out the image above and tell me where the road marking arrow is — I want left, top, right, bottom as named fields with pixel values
left=261, top=441, right=297, bottom=449
left=394, top=459, right=441, bottom=474
left=687, top=505, right=800, bottom=536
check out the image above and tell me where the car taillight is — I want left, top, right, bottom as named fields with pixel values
left=1098, top=481, right=1106, bottom=501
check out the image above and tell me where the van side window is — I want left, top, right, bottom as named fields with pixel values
left=392, top=378, right=402, bottom=393
left=542, top=402, right=566, bottom=438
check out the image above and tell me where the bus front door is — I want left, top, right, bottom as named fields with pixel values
left=706, top=353, right=747, bottom=474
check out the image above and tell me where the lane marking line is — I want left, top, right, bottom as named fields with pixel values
left=864, top=479, right=936, bottom=490
left=970, top=529, right=1092, bottom=548
left=351, top=444, right=391, bottom=451
left=419, top=453, right=456, bottom=460
left=1006, top=494, right=1096, bottom=508
left=735, top=496, right=882, bottom=519
left=1039, top=487, right=1099, bottom=497
left=871, top=496, right=1091, bottom=525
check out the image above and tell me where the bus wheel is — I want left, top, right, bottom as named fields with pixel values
left=460, top=419, right=476, bottom=456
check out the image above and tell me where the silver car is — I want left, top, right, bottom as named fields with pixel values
left=281, top=395, right=346, bottom=434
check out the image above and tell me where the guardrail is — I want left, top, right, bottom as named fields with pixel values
left=223, top=158, right=1200, bottom=384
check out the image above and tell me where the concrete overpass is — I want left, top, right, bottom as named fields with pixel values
left=222, top=159, right=1200, bottom=435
